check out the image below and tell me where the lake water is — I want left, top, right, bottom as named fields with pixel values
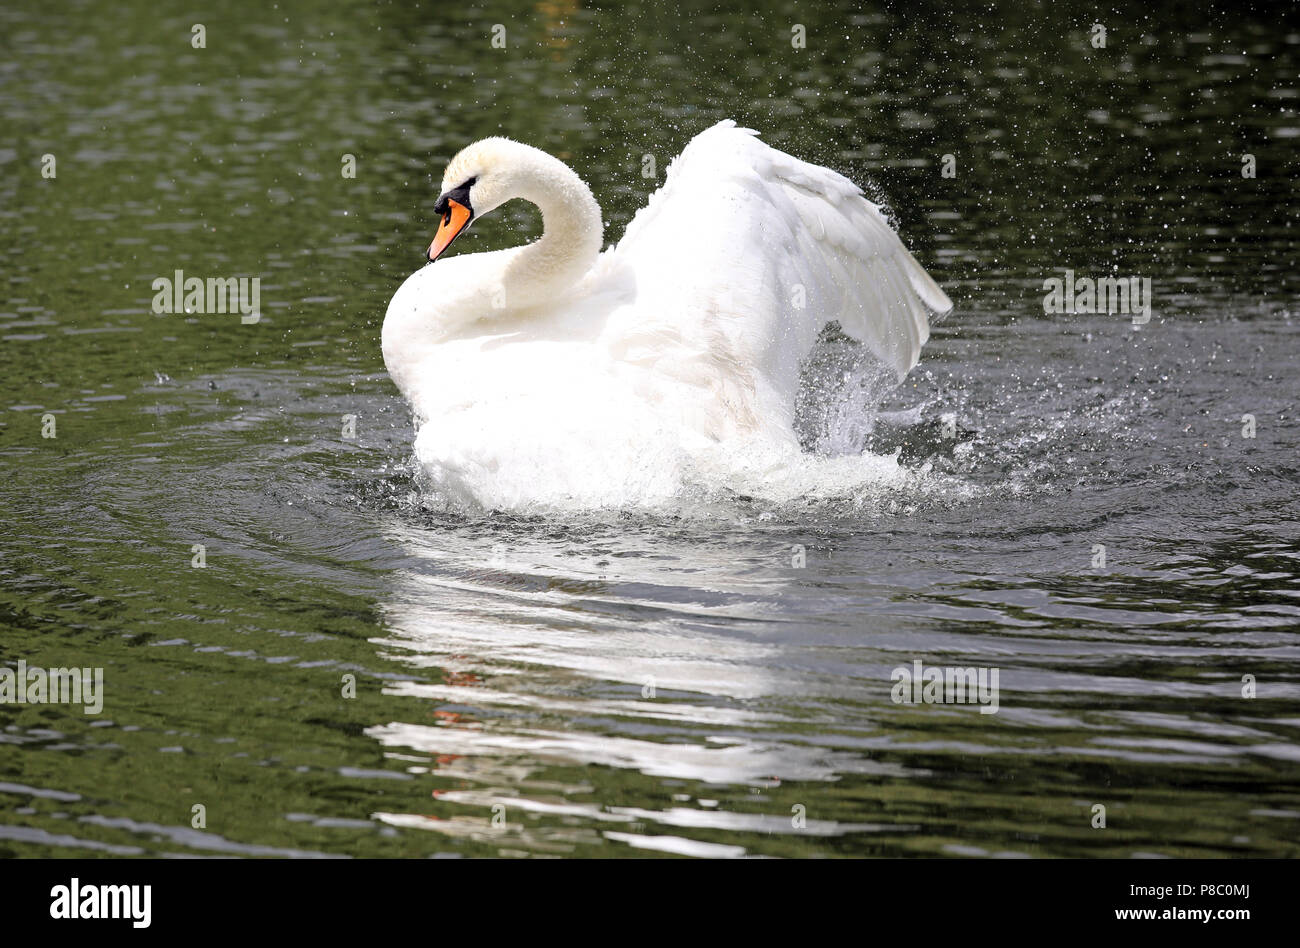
left=2, top=0, right=1298, bottom=858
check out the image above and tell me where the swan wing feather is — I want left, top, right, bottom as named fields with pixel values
left=602, top=120, right=951, bottom=392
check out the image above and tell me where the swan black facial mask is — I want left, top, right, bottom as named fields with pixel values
left=427, top=177, right=477, bottom=262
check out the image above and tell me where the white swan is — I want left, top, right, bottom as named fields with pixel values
left=383, top=120, right=952, bottom=510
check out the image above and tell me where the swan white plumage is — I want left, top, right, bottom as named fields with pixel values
left=383, top=120, right=952, bottom=510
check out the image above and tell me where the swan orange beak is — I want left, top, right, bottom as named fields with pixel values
left=427, top=198, right=473, bottom=263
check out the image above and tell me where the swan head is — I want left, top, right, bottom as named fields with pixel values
left=426, top=137, right=548, bottom=263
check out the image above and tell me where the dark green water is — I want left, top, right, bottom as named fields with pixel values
left=2, top=0, right=1298, bottom=857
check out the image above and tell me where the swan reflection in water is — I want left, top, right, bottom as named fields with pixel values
left=366, top=516, right=927, bottom=856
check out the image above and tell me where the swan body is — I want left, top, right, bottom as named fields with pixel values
left=383, top=121, right=952, bottom=510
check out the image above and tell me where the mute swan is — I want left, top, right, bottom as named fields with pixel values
left=383, top=120, right=952, bottom=510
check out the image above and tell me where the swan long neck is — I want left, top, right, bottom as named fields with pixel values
left=500, top=150, right=603, bottom=306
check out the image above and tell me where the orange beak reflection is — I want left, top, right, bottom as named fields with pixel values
left=427, top=198, right=473, bottom=262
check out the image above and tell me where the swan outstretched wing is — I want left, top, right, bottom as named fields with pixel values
left=602, top=120, right=951, bottom=400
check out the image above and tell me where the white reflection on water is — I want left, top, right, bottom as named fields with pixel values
left=366, top=520, right=931, bottom=853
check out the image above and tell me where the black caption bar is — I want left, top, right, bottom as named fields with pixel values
left=0, top=857, right=1279, bottom=935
